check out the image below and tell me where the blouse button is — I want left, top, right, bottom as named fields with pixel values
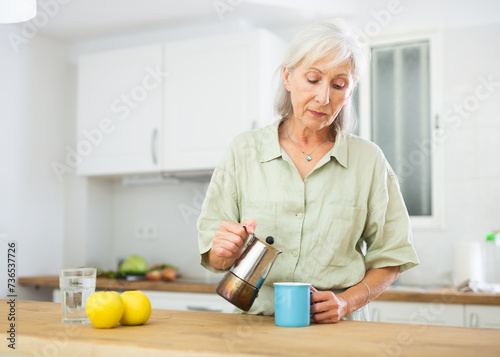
left=292, top=251, right=298, bottom=257
left=297, top=213, right=303, bottom=219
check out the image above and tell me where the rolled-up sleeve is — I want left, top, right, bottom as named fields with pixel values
left=197, top=151, right=240, bottom=273
left=363, top=158, right=419, bottom=273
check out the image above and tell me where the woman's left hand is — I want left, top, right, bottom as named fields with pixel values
left=310, top=286, right=349, bottom=323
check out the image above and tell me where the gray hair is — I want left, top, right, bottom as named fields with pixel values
left=275, top=18, right=370, bottom=135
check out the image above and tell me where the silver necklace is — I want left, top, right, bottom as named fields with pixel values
left=286, top=121, right=329, bottom=162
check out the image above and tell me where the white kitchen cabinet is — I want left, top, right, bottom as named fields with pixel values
left=464, top=304, right=500, bottom=328
left=144, top=291, right=234, bottom=313
left=369, top=301, right=464, bottom=327
left=76, top=30, right=286, bottom=176
left=77, top=44, right=163, bottom=176
left=162, top=30, right=285, bottom=171
left=53, top=289, right=234, bottom=313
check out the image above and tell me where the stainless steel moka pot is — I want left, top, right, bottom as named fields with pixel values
left=216, top=227, right=282, bottom=311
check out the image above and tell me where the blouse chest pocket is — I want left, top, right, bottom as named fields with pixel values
left=313, top=204, right=367, bottom=267
left=241, top=201, right=277, bottom=241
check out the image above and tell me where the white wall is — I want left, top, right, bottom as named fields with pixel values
left=110, top=179, right=219, bottom=281
left=0, top=27, right=69, bottom=300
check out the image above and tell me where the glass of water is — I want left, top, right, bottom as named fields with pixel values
left=59, top=267, right=97, bottom=324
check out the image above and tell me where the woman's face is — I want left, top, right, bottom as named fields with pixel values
left=284, top=58, right=354, bottom=132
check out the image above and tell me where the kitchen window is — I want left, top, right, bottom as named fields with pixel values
left=356, top=32, right=443, bottom=229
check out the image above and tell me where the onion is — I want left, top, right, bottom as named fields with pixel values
left=162, top=267, right=177, bottom=282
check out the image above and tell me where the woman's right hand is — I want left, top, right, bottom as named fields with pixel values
left=207, top=219, right=257, bottom=271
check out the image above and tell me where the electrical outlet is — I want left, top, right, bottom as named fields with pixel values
left=135, top=224, right=157, bottom=239
left=135, top=224, right=144, bottom=238
left=146, top=224, right=157, bottom=238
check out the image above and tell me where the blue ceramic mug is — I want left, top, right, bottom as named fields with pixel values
left=274, top=282, right=312, bottom=327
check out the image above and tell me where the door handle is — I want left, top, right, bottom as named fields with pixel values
left=151, top=128, right=158, bottom=165
left=186, top=305, right=223, bottom=313
left=469, top=312, right=478, bottom=328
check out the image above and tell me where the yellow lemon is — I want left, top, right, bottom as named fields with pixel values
left=85, top=291, right=124, bottom=329
left=119, top=291, right=152, bottom=326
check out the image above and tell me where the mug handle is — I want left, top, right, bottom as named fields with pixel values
left=310, top=288, right=315, bottom=318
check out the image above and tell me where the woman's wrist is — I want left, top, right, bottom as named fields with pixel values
left=337, top=280, right=372, bottom=317
left=359, top=281, right=371, bottom=304
left=340, top=266, right=400, bottom=316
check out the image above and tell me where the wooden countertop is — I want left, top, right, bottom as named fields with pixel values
left=19, top=276, right=500, bottom=305
left=375, top=286, right=500, bottom=306
left=19, top=275, right=218, bottom=294
left=2, top=299, right=499, bottom=357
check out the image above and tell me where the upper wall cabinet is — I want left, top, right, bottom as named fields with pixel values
left=162, top=30, right=285, bottom=172
left=76, top=30, right=286, bottom=176
left=77, top=44, right=163, bottom=176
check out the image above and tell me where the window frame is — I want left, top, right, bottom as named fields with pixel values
left=357, top=29, right=444, bottom=231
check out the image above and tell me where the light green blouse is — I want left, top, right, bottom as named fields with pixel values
left=197, top=119, right=419, bottom=316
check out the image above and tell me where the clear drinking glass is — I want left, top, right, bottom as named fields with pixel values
left=59, top=267, right=97, bottom=324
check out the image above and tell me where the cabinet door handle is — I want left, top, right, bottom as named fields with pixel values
left=186, top=305, right=222, bottom=313
left=151, top=128, right=158, bottom=165
left=371, top=307, right=380, bottom=322
left=469, top=312, right=478, bottom=328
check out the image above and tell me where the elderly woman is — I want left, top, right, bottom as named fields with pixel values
left=197, top=19, right=419, bottom=322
